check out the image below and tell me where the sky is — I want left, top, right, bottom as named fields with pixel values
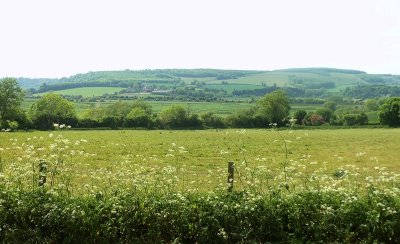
left=0, top=0, right=399, bottom=78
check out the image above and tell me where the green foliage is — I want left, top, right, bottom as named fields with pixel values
left=159, top=105, right=188, bottom=128
left=125, top=107, right=153, bottom=128
left=379, top=97, right=400, bottom=127
left=341, top=113, right=369, bottom=126
left=357, top=113, right=369, bottom=125
left=364, top=98, right=379, bottom=111
left=343, top=85, right=400, bottom=98
left=1, top=184, right=399, bottom=242
left=81, top=100, right=154, bottom=128
left=29, top=93, right=77, bottom=129
left=105, top=101, right=133, bottom=118
left=200, top=112, right=225, bottom=128
left=257, top=90, right=290, bottom=125
left=8, top=121, right=19, bottom=131
left=316, top=107, right=334, bottom=123
left=0, top=77, right=24, bottom=127
left=226, top=107, right=268, bottom=128
left=81, top=106, right=106, bottom=120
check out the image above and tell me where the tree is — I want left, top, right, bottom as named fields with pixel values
left=0, top=77, right=24, bottom=127
left=379, top=97, right=400, bottom=127
left=30, top=93, right=77, bottom=129
left=200, top=112, right=225, bottom=128
left=125, top=107, right=153, bottom=128
left=316, top=107, right=334, bottom=123
left=257, top=90, right=290, bottom=125
left=159, top=105, right=187, bottom=128
left=342, top=113, right=368, bottom=126
left=82, top=106, right=106, bottom=120
left=226, top=108, right=257, bottom=128
left=131, top=99, right=153, bottom=115
left=105, top=101, right=133, bottom=118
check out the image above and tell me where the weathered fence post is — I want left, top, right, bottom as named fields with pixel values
left=38, top=160, right=47, bottom=187
left=227, top=161, right=234, bottom=192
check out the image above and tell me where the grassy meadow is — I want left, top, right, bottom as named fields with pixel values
left=1, top=128, right=399, bottom=192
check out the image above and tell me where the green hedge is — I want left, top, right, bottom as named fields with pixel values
left=1, top=189, right=399, bottom=243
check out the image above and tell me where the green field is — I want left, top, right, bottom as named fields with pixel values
left=1, top=128, right=399, bottom=192
left=34, top=87, right=124, bottom=97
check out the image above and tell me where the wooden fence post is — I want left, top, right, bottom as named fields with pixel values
left=227, top=161, right=234, bottom=192
left=39, top=160, right=47, bottom=187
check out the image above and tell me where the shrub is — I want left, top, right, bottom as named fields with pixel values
left=379, top=97, right=400, bottom=126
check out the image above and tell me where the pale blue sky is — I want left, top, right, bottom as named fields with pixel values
left=0, top=0, right=399, bottom=78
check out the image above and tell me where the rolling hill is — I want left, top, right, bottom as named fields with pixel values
left=18, top=68, right=400, bottom=99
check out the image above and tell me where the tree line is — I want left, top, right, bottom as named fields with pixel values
left=4, top=91, right=291, bottom=130
left=1, top=77, right=400, bottom=130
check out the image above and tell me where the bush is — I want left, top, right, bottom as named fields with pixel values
left=316, top=107, right=334, bottom=123
left=343, top=113, right=368, bottom=126
left=379, top=97, right=400, bottom=126
left=101, top=116, right=123, bottom=129
left=125, top=107, right=153, bottom=128
left=200, top=112, right=226, bottom=128
left=77, top=118, right=103, bottom=128
left=30, top=94, right=77, bottom=130
left=159, top=105, right=188, bottom=129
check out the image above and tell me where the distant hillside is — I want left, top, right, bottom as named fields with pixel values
left=19, top=69, right=262, bottom=89
left=18, top=68, right=400, bottom=99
